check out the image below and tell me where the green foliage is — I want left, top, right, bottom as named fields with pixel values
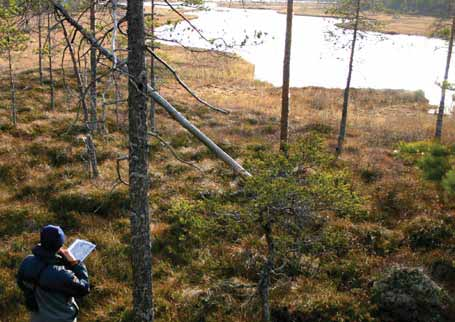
left=306, top=170, right=366, bottom=219
left=398, top=140, right=437, bottom=156
left=418, top=152, right=451, bottom=182
left=399, top=141, right=454, bottom=191
left=441, top=170, right=455, bottom=195
left=154, top=199, right=207, bottom=265
left=183, top=0, right=204, bottom=5
left=321, top=224, right=354, bottom=257
left=0, top=3, right=29, bottom=57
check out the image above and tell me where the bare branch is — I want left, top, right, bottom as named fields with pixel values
left=145, top=45, right=230, bottom=114
left=148, top=131, right=203, bottom=173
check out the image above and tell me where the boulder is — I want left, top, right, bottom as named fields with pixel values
left=371, top=267, right=451, bottom=322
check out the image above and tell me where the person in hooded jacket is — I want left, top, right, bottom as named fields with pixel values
left=17, top=225, right=90, bottom=322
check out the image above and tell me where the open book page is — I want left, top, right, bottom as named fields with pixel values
left=68, top=239, right=96, bottom=262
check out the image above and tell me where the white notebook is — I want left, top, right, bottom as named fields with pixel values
left=68, top=239, right=96, bottom=262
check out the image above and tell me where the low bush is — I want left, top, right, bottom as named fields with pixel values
left=404, top=215, right=453, bottom=250
left=27, top=143, right=74, bottom=167
left=442, top=170, right=455, bottom=195
left=48, top=189, right=129, bottom=217
left=354, top=223, right=402, bottom=256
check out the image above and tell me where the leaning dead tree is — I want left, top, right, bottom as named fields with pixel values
left=47, top=0, right=251, bottom=177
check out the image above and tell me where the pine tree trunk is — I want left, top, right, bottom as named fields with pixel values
left=435, top=15, right=455, bottom=140
left=7, top=46, right=16, bottom=127
left=127, top=0, right=154, bottom=320
left=89, top=0, right=98, bottom=132
left=149, top=0, right=156, bottom=132
left=336, top=0, right=360, bottom=156
left=84, top=134, right=99, bottom=179
left=38, top=0, right=43, bottom=84
left=48, top=12, right=55, bottom=111
left=280, top=0, right=294, bottom=153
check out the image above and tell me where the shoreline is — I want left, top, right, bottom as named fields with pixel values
left=216, top=1, right=444, bottom=38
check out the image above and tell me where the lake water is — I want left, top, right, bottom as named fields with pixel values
left=157, top=5, right=455, bottom=108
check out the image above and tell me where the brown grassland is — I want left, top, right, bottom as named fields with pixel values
left=0, top=6, right=454, bottom=322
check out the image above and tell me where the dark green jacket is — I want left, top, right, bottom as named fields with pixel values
left=17, top=245, right=90, bottom=322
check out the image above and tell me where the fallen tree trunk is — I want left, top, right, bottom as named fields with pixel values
left=48, top=0, right=251, bottom=177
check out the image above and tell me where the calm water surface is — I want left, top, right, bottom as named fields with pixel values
left=157, top=6, right=454, bottom=107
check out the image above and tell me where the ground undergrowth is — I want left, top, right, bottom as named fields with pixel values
left=0, top=19, right=454, bottom=321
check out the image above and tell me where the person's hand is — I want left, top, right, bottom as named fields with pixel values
left=58, top=247, right=79, bottom=267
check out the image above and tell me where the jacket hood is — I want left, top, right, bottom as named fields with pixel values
left=32, top=244, right=62, bottom=264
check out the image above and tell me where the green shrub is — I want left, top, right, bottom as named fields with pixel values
left=404, top=216, right=453, bottom=250
left=154, top=199, right=209, bottom=265
left=398, top=141, right=435, bottom=155
left=321, top=224, right=354, bottom=257
left=354, top=223, right=402, bottom=256
left=306, top=170, right=367, bottom=220
left=419, top=154, right=451, bottom=182
left=323, top=259, right=364, bottom=290
left=360, top=166, right=382, bottom=184
left=442, top=170, right=455, bottom=195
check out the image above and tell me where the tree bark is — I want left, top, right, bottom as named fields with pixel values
left=435, top=15, right=455, bottom=140
left=48, top=12, right=55, bottom=111
left=89, top=0, right=98, bottom=132
left=84, top=134, right=99, bottom=179
left=280, top=0, right=294, bottom=153
left=38, top=0, right=43, bottom=84
left=127, top=0, right=154, bottom=320
left=336, top=0, right=360, bottom=155
left=7, top=46, right=16, bottom=127
left=149, top=0, right=156, bottom=132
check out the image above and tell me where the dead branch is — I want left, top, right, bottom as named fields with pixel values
left=48, top=0, right=251, bottom=177
left=145, top=46, right=230, bottom=114
left=148, top=131, right=203, bottom=173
